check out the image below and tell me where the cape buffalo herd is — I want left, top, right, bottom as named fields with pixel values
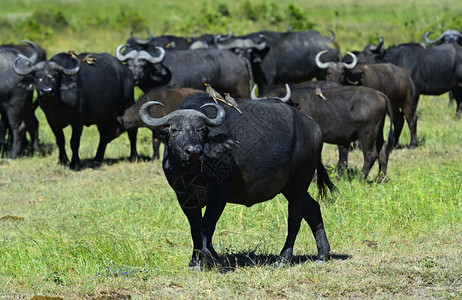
left=3, top=27, right=460, bottom=269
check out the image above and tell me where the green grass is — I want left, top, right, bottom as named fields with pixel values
left=1, top=0, right=462, bottom=298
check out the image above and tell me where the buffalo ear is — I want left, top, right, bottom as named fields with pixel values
left=60, top=77, right=77, bottom=90
left=205, top=133, right=238, bottom=157
left=17, top=77, right=35, bottom=91
left=157, top=127, right=170, bottom=142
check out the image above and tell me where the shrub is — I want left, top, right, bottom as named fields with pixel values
left=12, top=8, right=68, bottom=42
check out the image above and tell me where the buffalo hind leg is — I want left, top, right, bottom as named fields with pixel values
left=94, top=121, right=120, bottom=165
left=392, top=108, right=405, bottom=147
left=127, top=127, right=138, bottom=162
left=278, top=190, right=330, bottom=267
left=276, top=195, right=305, bottom=268
left=402, top=100, right=418, bottom=148
left=452, top=87, right=462, bottom=119
left=303, top=193, right=330, bottom=262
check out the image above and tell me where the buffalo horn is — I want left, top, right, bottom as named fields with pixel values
left=251, top=84, right=290, bottom=102
left=343, top=52, right=358, bottom=69
left=315, top=50, right=330, bottom=69
left=215, top=29, right=233, bottom=43
left=423, top=31, right=440, bottom=45
left=115, top=44, right=138, bottom=61
left=140, top=101, right=225, bottom=128
left=138, top=47, right=166, bottom=64
left=277, top=84, right=291, bottom=103
left=12, top=56, right=36, bottom=75
left=50, top=57, right=81, bottom=76
left=369, top=36, right=384, bottom=52
left=21, top=40, right=39, bottom=65
left=328, top=29, right=335, bottom=41
left=251, top=85, right=258, bottom=100
left=133, top=32, right=155, bottom=45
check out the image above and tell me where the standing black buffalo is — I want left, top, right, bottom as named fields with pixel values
left=423, top=29, right=462, bottom=106
left=315, top=51, right=417, bottom=147
left=350, top=37, right=462, bottom=119
left=115, top=45, right=251, bottom=98
left=263, top=82, right=394, bottom=181
left=13, top=52, right=137, bottom=169
left=214, top=30, right=341, bottom=95
left=117, top=87, right=205, bottom=160
left=0, top=41, right=42, bottom=158
left=139, top=94, right=337, bottom=268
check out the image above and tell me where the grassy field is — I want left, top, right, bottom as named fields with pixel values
left=1, top=0, right=462, bottom=299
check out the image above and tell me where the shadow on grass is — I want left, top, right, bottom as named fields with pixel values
left=216, top=251, right=351, bottom=272
left=394, top=136, right=425, bottom=150
left=69, top=155, right=155, bottom=170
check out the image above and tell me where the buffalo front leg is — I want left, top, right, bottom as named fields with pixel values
left=180, top=207, right=204, bottom=268
left=69, top=123, right=84, bottom=170
left=49, top=123, right=69, bottom=166
left=199, top=192, right=229, bottom=268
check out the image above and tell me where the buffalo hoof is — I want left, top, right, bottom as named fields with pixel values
left=315, top=253, right=330, bottom=264
left=273, top=256, right=291, bottom=268
left=188, top=251, right=218, bottom=270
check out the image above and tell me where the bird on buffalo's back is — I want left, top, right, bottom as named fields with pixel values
left=204, top=83, right=242, bottom=114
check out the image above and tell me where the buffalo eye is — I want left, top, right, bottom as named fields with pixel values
left=197, top=126, right=208, bottom=136
left=170, top=126, right=182, bottom=136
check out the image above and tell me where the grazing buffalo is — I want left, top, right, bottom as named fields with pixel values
left=139, top=93, right=337, bottom=268
left=117, top=87, right=205, bottom=160
left=13, top=51, right=137, bottom=169
left=0, top=41, right=41, bottom=158
left=263, top=83, right=394, bottom=181
left=350, top=37, right=462, bottom=119
left=214, top=30, right=341, bottom=95
left=116, top=45, right=251, bottom=97
left=315, top=51, right=417, bottom=147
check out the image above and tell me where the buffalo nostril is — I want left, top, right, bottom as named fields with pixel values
left=184, top=145, right=203, bottom=157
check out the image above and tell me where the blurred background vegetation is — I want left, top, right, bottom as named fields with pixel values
left=1, top=0, right=461, bottom=56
